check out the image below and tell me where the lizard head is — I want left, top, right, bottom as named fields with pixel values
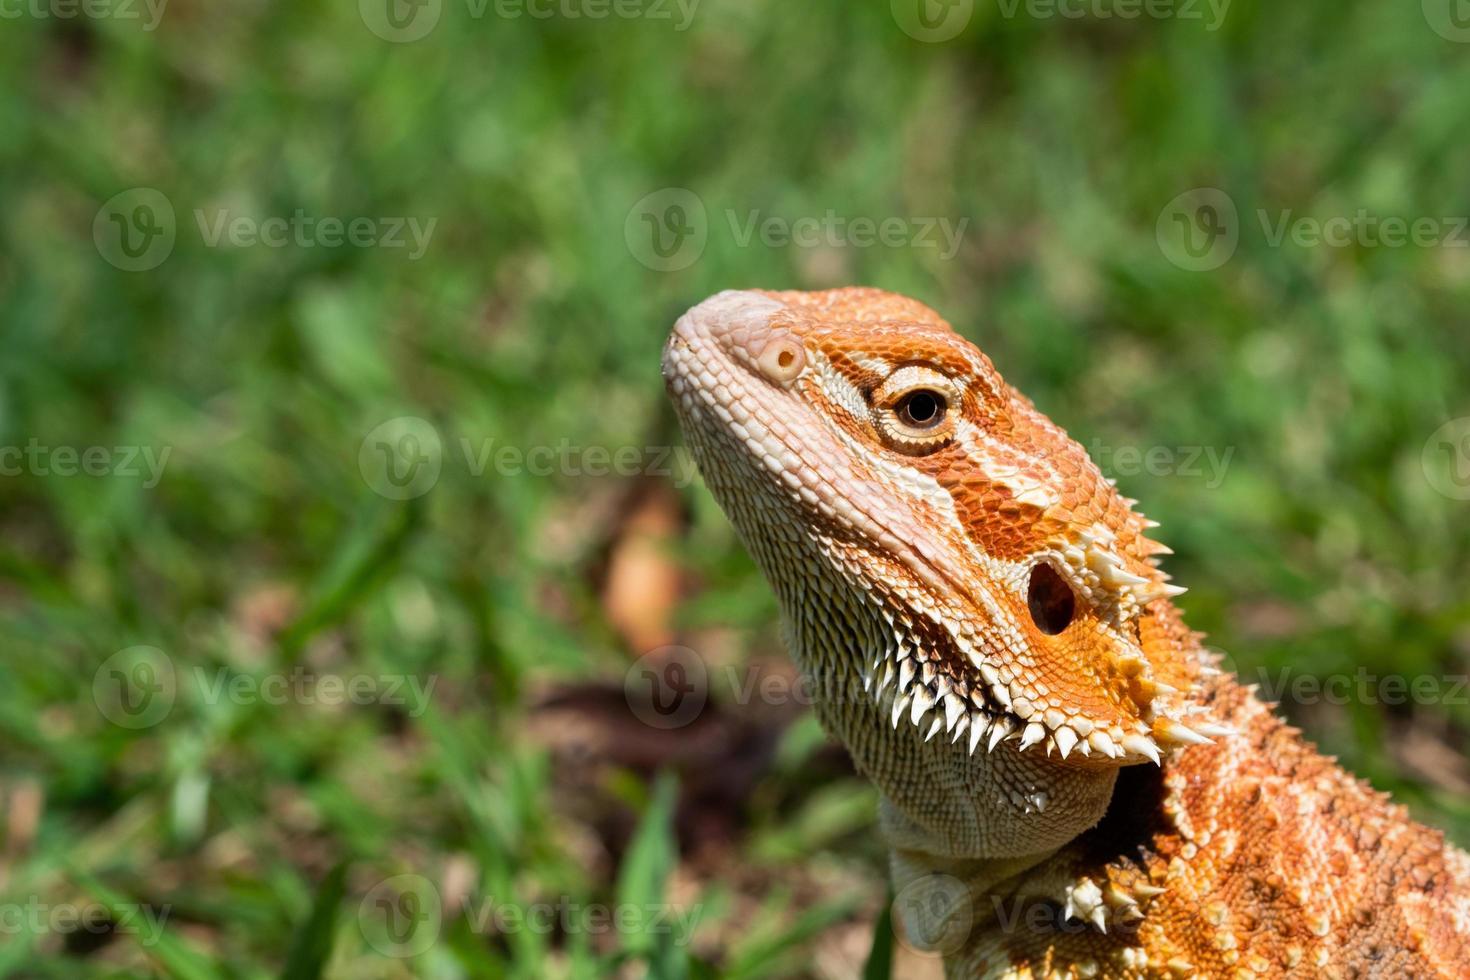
left=664, top=288, right=1221, bottom=768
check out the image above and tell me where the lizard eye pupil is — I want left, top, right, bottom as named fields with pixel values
left=897, top=390, right=945, bottom=429
left=1027, top=564, right=1076, bottom=635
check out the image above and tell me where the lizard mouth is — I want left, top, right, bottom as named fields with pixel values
left=856, top=601, right=1141, bottom=765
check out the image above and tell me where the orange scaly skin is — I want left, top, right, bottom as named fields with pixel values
left=662, top=288, right=1470, bottom=978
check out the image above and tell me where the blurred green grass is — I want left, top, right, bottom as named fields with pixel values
left=2, top=0, right=1469, bottom=975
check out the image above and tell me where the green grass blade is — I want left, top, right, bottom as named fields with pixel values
left=280, top=861, right=349, bottom=980
left=614, top=770, right=686, bottom=978
left=861, top=884, right=895, bottom=980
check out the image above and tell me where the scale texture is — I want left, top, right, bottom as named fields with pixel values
left=662, top=288, right=1470, bottom=978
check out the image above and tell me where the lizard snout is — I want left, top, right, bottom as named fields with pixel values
left=668, top=290, right=794, bottom=380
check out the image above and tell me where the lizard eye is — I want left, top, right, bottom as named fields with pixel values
left=871, top=367, right=959, bottom=455
left=895, top=390, right=946, bottom=430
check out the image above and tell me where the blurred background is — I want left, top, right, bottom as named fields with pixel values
left=3, top=0, right=1470, bottom=976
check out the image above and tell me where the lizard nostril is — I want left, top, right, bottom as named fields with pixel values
left=756, top=338, right=806, bottom=386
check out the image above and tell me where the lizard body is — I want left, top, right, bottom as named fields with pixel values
left=661, top=288, right=1470, bottom=978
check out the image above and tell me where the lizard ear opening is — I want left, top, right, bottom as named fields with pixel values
left=1027, top=563, right=1076, bottom=635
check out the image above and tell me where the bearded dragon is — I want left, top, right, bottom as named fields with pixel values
left=661, top=288, right=1470, bottom=978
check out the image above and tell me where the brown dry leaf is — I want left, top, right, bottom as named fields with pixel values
left=440, top=852, right=479, bottom=918
left=230, top=582, right=300, bottom=657
left=1232, top=599, right=1305, bottom=641
left=1392, top=720, right=1470, bottom=796
left=524, top=665, right=813, bottom=860
left=600, top=480, right=685, bottom=655
left=5, top=776, right=44, bottom=857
